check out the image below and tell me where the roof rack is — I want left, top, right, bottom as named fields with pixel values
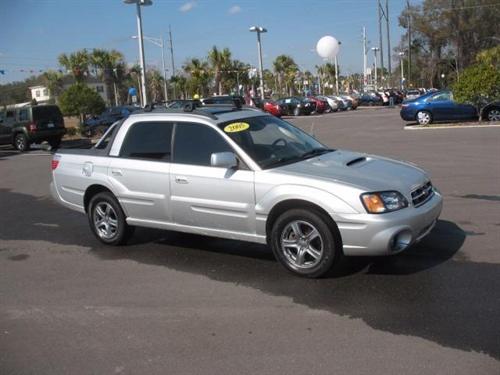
left=134, top=101, right=254, bottom=120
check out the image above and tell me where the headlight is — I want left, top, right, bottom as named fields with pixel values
left=297, top=104, right=302, bottom=108
left=360, top=191, right=408, bottom=214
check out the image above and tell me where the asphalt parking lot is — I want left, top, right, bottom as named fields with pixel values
left=1, top=107, right=499, bottom=374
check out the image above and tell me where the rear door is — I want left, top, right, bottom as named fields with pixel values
left=108, top=121, right=174, bottom=222
left=0, top=109, right=16, bottom=144
left=170, top=122, right=255, bottom=235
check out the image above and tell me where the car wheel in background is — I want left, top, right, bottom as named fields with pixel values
left=270, top=208, right=342, bottom=278
left=88, top=192, right=134, bottom=246
left=13, top=133, right=29, bottom=152
left=48, top=137, right=62, bottom=149
left=416, top=110, right=432, bottom=125
left=485, top=107, right=500, bottom=122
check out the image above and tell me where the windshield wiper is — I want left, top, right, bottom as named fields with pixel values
left=300, top=148, right=332, bottom=160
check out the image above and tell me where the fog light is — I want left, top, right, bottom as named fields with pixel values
left=390, top=230, right=413, bottom=252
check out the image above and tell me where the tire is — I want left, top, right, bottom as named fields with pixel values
left=416, top=110, right=432, bottom=125
left=270, top=208, right=342, bottom=278
left=485, top=107, right=500, bottom=122
left=13, top=133, right=29, bottom=152
left=88, top=192, right=134, bottom=245
left=48, top=137, right=62, bottom=149
left=293, top=107, right=301, bottom=116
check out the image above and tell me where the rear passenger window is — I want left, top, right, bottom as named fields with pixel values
left=120, top=122, right=173, bottom=161
left=173, top=122, right=232, bottom=166
left=18, top=109, right=29, bottom=122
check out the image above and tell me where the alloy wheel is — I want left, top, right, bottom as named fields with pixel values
left=487, top=109, right=500, bottom=122
left=15, top=135, right=26, bottom=151
left=93, top=202, right=118, bottom=240
left=417, top=111, right=431, bottom=125
left=280, top=220, right=323, bottom=269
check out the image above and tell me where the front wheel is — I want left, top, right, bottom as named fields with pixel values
left=88, top=192, right=134, bottom=245
left=270, top=208, right=342, bottom=278
left=416, top=110, right=432, bottom=125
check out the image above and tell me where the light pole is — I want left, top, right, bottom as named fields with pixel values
left=372, top=47, right=380, bottom=88
left=335, top=41, right=341, bottom=95
left=398, top=51, right=405, bottom=90
left=249, top=26, right=267, bottom=100
left=132, top=35, right=168, bottom=101
left=124, top=0, right=152, bottom=106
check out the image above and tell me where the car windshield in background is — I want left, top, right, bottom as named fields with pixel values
left=218, top=115, right=332, bottom=169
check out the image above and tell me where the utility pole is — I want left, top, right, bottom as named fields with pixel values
left=385, top=0, right=391, bottom=87
left=168, top=25, right=176, bottom=99
left=372, top=47, right=380, bottom=88
left=377, top=0, right=384, bottom=82
left=407, top=0, right=412, bottom=87
left=363, top=27, right=367, bottom=91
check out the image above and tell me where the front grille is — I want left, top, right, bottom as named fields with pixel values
left=411, top=181, right=434, bottom=207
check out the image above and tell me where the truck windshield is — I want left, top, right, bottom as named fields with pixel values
left=218, top=116, right=332, bottom=169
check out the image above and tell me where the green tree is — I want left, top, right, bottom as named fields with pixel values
left=273, top=55, right=298, bottom=95
left=42, top=70, right=64, bottom=100
left=453, top=47, right=500, bottom=113
left=208, top=46, right=232, bottom=95
left=183, top=58, right=211, bottom=97
left=58, top=50, right=90, bottom=83
left=58, top=83, right=105, bottom=123
left=147, top=69, right=164, bottom=102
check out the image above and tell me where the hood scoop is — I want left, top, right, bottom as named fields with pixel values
left=346, top=156, right=369, bottom=167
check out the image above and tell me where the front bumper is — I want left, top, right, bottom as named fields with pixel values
left=332, top=191, right=443, bottom=256
left=400, top=108, right=417, bottom=121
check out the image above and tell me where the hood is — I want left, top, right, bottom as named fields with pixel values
left=274, top=149, right=428, bottom=194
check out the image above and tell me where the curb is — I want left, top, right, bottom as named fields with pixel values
left=404, top=123, right=500, bottom=130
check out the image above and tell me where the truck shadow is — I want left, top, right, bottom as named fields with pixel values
left=1, top=189, right=499, bottom=359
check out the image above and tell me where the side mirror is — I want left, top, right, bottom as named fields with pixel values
left=210, top=152, right=238, bottom=169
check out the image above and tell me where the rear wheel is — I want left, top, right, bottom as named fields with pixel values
left=13, top=133, right=29, bottom=152
left=270, top=208, right=342, bottom=278
left=485, top=107, right=500, bottom=122
left=416, top=110, right=432, bottom=125
left=88, top=192, right=134, bottom=245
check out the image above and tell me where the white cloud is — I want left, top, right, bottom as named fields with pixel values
left=179, top=1, right=196, bottom=12
left=228, top=5, right=241, bottom=14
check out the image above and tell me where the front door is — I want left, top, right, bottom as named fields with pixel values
left=108, top=121, right=174, bottom=222
left=170, top=122, right=255, bottom=235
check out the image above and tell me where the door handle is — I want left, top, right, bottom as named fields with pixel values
left=111, top=169, right=123, bottom=176
left=175, top=176, right=188, bottom=184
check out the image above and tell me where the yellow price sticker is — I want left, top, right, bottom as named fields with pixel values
left=224, top=122, right=250, bottom=133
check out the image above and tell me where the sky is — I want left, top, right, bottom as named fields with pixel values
left=0, top=0, right=414, bottom=84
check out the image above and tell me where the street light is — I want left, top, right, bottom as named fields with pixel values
left=132, top=35, right=168, bottom=101
left=371, top=47, right=380, bottom=89
left=398, top=51, right=405, bottom=90
left=124, top=0, right=152, bottom=106
left=249, top=26, right=267, bottom=100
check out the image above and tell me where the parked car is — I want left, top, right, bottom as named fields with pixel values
left=202, top=95, right=245, bottom=106
left=251, top=98, right=284, bottom=117
left=50, top=104, right=442, bottom=278
left=83, top=106, right=138, bottom=136
left=0, top=103, right=66, bottom=151
left=316, top=95, right=339, bottom=112
left=330, top=95, right=352, bottom=110
left=167, top=99, right=202, bottom=109
left=405, top=90, right=421, bottom=101
left=308, top=96, right=328, bottom=113
left=340, top=93, right=359, bottom=109
left=276, top=96, right=315, bottom=116
left=359, top=92, right=383, bottom=106
left=400, top=90, right=477, bottom=125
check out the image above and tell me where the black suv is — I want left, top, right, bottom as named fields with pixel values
left=0, top=104, right=66, bottom=151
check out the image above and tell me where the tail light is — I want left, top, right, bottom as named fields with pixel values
left=28, top=123, right=37, bottom=132
left=51, top=154, right=61, bottom=170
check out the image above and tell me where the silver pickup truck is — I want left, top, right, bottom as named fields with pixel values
left=50, top=105, right=442, bottom=277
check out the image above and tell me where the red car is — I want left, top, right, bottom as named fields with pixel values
left=308, top=96, right=328, bottom=113
left=251, top=98, right=283, bottom=117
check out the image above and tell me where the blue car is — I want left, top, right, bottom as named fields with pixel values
left=400, top=90, right=477, bottom=125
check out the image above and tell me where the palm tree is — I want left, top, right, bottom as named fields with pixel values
left=90, top=49, right=125, bottom=105
left=42, top=70, right=64, bottom=100
left=208, top=46, right=232, bottom=95
left=273, top=55, right=297, bottom=95
left=147, top=69, right=164, bottom=102
left=183, top=58, right=211, bottom=97
left=58, top=50, right=90, bottom=83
